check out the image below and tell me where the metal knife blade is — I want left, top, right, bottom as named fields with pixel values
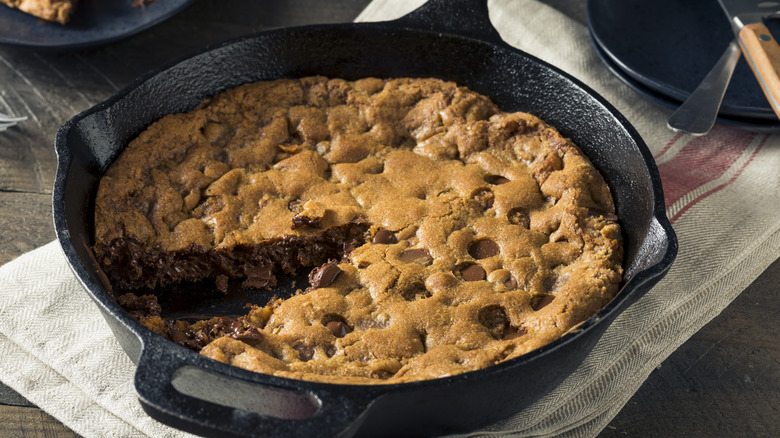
left=718, top=0, right=780, bottom=119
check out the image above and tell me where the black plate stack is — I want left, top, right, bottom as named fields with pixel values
left=588, top=0, right=780, bottom=133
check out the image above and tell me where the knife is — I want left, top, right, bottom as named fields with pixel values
left=718, top=0, right=780, bottom=119
left=667, top=40, right=741, bottom=135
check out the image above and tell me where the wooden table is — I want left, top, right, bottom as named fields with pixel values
left=1, top=1, right=777, bottom=437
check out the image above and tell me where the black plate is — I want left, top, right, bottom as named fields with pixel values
left=587, top=0, right=779, bottom=121
left=590, top=31, right=780, bottom=134
left=0, top=0, right=197, bottom=50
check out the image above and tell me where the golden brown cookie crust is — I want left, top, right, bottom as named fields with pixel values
left=97, top=76, right=623, bottom=384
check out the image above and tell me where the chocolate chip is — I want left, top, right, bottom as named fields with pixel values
left=399, top=248, right=432, bottom=264
left=169, top=325, right=189, bottom=344
left=292, top=343, right=315, bottom=361
left=372, top=229, right=397, bottom=244
left=309, top=262, right=342, bottom=288
left=206, top=317, right=234, bottom=337
left=468, top=239, right=500, bottom=259
left=194, top=331, right=209, bottom=346
left=542, top=275, right=557, bottom=293
left=288, top=199, right=303, bottom=213
left=184, top=338, right=206, bottom=351
left=531, top=295, right=555, bottom=311
left=507, top=208, right=530, bottom=228
left=478, top=305, right=510, bottom=339
left=326, top=320, right=351, bottom=338
left=400, top=282, right=431, bottom=301
left=291, top=214, right=322, bottom=229
left=504, top=276, right=517, bottom=290
left=461, top=264, right=486, bottom=281
left=229, top=320, right=244, bottom=334
left=484, top=175, right=510, bottom=185
left=242, top=265, right=275, bottom=289
left=502, top=326, right=527, bottom=340
left=342, top=241, right=356, bottom=258
left=473, top=188, right=494, bottom=209
left=232, top=327, right=263, bottom=347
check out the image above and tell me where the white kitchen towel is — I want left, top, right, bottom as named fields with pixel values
left=1, top=0, right=779, bottom=437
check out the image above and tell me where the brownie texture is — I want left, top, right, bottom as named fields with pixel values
left=96, top=76, right=623, bottom=384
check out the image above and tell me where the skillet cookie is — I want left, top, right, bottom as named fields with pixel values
left=95, top=76, right=623, bottom=384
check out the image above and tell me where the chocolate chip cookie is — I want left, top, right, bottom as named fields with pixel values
left=96, top=76, right=623, bottom=384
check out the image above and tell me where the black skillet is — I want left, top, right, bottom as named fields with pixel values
left=52, top=0, right=677, bottom=436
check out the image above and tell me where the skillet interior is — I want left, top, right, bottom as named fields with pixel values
left=53, top=2, right=676, bottom=436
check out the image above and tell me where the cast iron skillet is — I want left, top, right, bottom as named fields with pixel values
left=53, top=0, right=677, bottom=436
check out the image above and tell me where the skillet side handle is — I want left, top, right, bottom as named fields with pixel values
left=134, top=337, right=373, bottom=438
left=393, top=0, right=504, bottom=45
left=620, top=214, right=677, bottom=308
left=650, top=213, right=677, bottom=274
left=624, top=213, right=677, bottom=290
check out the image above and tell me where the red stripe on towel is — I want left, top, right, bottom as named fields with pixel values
left=654, top=132, right=684, bottom=160
left=669, top=136, right=765, bottom=223
left=658, top=126, right=755, bottom=210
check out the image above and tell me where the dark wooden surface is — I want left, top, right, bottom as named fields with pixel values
left=0, top=1, right=777, bottom=437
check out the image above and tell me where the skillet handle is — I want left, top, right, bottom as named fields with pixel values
left=619, top=214, right=677, bottom=305
left=648, top=214, right=677, bottom=275
left=133, top=336, right=374, bottom=438
left=393, top=0, right=504, bottom=45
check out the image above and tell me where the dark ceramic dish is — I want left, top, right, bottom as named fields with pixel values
left=587, top=0, right=780, bottom=121
left=589, top=32, right=780, bottom=134
left=53, top=1, right=677, bottom=436
left=0, top=0, right=196, bottom=50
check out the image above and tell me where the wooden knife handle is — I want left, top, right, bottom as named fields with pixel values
left=739, top=22, right=780, bottom=120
